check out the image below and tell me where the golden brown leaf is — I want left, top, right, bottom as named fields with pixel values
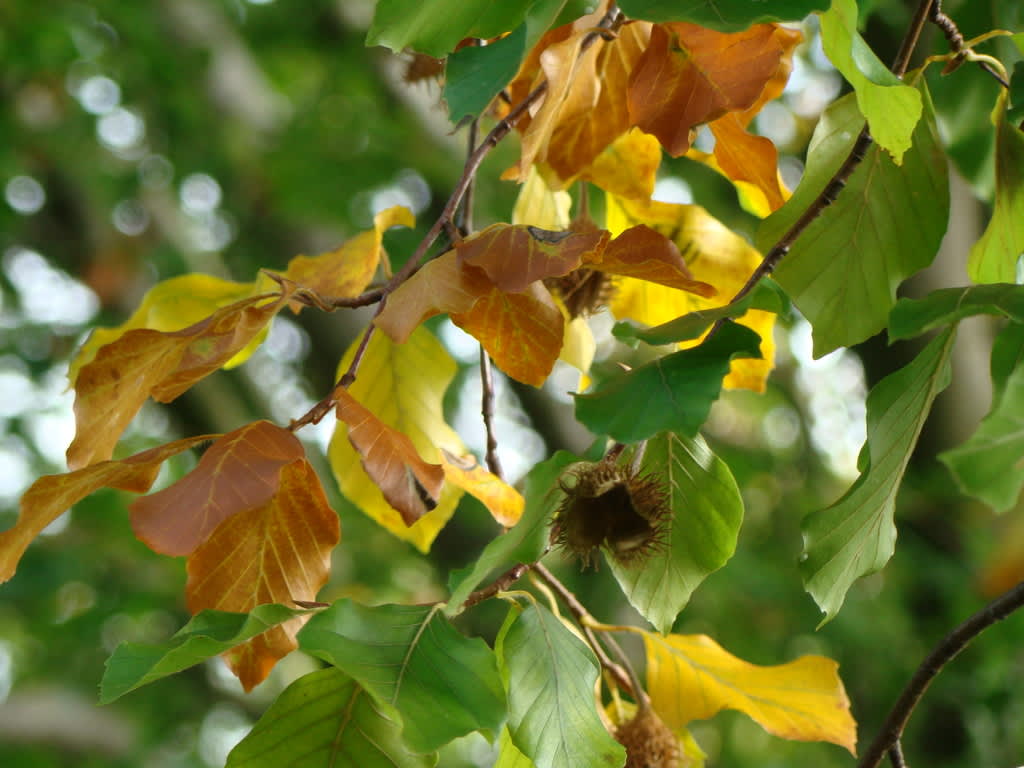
left=130, top=421, right=306, bottom=557
left=452, top=281, right=564, bottom=387
left=628, top=23, right=790, bottom=156
left=335, top=388, right=445, bottom=527
left=439, top=450, right=525, bottom=527
left=185, top=458, right=339, bottom=691
left=0, top=435, right=215, bottom=583
left=591, top=225, right=716, bottom=297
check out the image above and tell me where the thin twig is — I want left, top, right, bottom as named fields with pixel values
left=462, top=561, right=534, bottom=610
left=888, top=741, right=908, bottom=768
left=480, top=348, right=505, bottom=479
left=858, top=579, right=1024, bottom=768
left=929, top=1, right=1010, bottom=87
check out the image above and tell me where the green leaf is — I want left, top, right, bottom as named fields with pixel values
left=367, top=0, right=536, bottom=57
left=889, top=283, right=1024, bottom=340
left=1009, top=61, right=1024, bottom=127
left=298, top=600, right=505, bottom=753
left=758, top=85, right=949, bottom=357
left=615, top=0, right=829, bottom=30
left=941, top=323, right=1024, bottom=512
left=801, top=328, right=956, bottom=623
left=819, top=0, right=922, bottom=163
left=445, top=25, right=527, bottom=124
left=226, top=668, right=437, bottom=768
left=608, top=433, right=743, bottom=634
left=495, top=727, right=537, bottom=768
left=496, top=602, right=626, bottom=768
left=968, top=93, right=1024, bottom=284
left=446, top=450, right=581, bottom=616
left=612, top=279, right=786, bottom=347
left=574, top=321, right=762, bottom=442
left=100, top=604, right=306, bottom=704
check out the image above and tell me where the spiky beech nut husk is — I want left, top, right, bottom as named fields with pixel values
left=545, top=267, right=615, bottom=319
left=614, top=707, right=681, bottom=768
left=552, top=460, right=669, bottom=568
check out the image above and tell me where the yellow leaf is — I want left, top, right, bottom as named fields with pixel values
left=513, top=165, right=571, bottom=229
left=643, top=632, right=857, bottom=755
left=439, top=450, right=524, bottom=528
left=581, top=128, right=663, bottom=202
left=327, top=326, right=465, bottom=552
left=606, top=194, right=776, bottom=392
left=68, top=274, right=264, bottom=386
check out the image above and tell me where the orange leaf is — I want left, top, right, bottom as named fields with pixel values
left=0, top=435, right=215, bottom=583
left=456, top=223, right=608, bottom=293
left=374, top=250, right=493, bottom=343
left=67, top=290, right=291, bottom=470
left=130, top=421, right=306, bottom=557
left=628, top=23, right=790, bottom=156
left=591, top=225, right=716, bottom=297
left=708, top=113, right=789, bottom=214
left=335, top=389, right=445, bottom=527
left=185, top=458, right=339, bottom=691
left=452, top=281, right=564, bottom=387
left=280, top=206, right=414, bottom=305
left=439, top=450, right=525, bottom=527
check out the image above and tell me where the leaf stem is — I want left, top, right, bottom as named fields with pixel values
left=858, top=579, right=1024, bottom=768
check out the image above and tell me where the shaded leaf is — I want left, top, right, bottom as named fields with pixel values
left=496, top=602, right=626, bottom=768
left=1, top=435, right=213, bottom=584
left=707, top=113, right=790, bottom=215
left=820, top=0, right=922, bottom=163
left=336, top=389, right=445, bottom=527
left=100, top=604, right=307, bottom=704
left=802, top=328, right=955, bottom=623
left=446, top=451, right=580, bottom=614
left=186, top=459, right=340, bottom=690
left=452, top=281, right=565, bottom=387
left=367, top=0, right=534, bottom=57
left=608, top=434, right=743, bottom=633
left=581, top=127, right=663, bottom=201
left=968, top=91, right=1024, bottom=283
left=616, top=0, right=829, bottom=31
left=889, top=283, right=1024, bottom=340
left=328, top=326, right=465, bottom=552
left=226, top=668, right=437, bottom=768
left=68, top=289, right=292, bottom=469
left=299, top=600, right=505, bottom=753
left=643, top=632, right=856, bottom=754
left=574, top=321, right=762, bottom=443
left=512, top=165, right=572, bottom=229
left=440, top=449, right=524, bottom=527
left=758, top=84, right=948, bottom=357
left=941, top=322, right=1024, bottom=512
left=131, top=421, right=306, bottom=556
left=445, top=25, right=527, bottom=123
left=591, top=225, right=715, bottom=297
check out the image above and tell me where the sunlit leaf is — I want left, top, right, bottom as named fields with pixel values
left=968, top=91, right=1024, bottom=283
left=494, top=727, right=537, bottom=768
left=707, top=113, right=790, bottom=215
left=802, top=328, right=955, bottom=623
left=452, top=281, right=565, bottom=387
left=608, top=434, right=743, bottom=633
left=889, top=283, right=1024, bottom=340
left=299, top=600, right=506, bottom=753
left=513, top=165, right=572, bottom=229
left=820, top=0, right=922, bottom=163
left=67, top=289, right=292, bottom=469
left=226, top=668, right=437, bottom=768
left=1, top=435, right=214, bottom=584
left=758, top=84, right=948, bottom=357
left=445, top=25, right=527, bottom=123
left=186, top=459, right=339, bottom=690
left=581, top=127, right=663, bottom=201
left=574, top=321, right=762, bottom=442
left=496, top=602, right=626, bottom=768
left=941, top=322, right=1024, bottom=512
left=445, top=451, right=580, bottom=615
left=367, top=0, right=534, bottom=57
left=131, top=421, right=306, bottom=556
left=439, top=449, right=524, bottom=528
left=100, top=604, right=307, bottom=704
left=616, top=0, right=829, bottom=31
left=280, top=205, right=413, bottom=303
left=643, top=631, right=857, bottom=754
left=328, top=326, right=465, bottom=552
left=335, top=389, right=445, bottom=527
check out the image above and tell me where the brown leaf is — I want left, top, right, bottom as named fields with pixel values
left=452, top=281, right=564, bottom=387
left=0, top=435, right=215, bottom=583
left=456, top=223, right=608, bottom=293
left=374, top=250, right=493, bottom=343
left=130, top=421, right=306, bottom=557
left=628, top=23, right=789, bottom=156
left=335, top=388, right=445, bottom=526
left=185, top=458, right=339, bottom=691
left=590, top=225, right=716, bottom=297
left=68, top=290, right=291, bottom=470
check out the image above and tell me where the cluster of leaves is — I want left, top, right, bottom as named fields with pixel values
left=2, top=0, right=1024, bottom=766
